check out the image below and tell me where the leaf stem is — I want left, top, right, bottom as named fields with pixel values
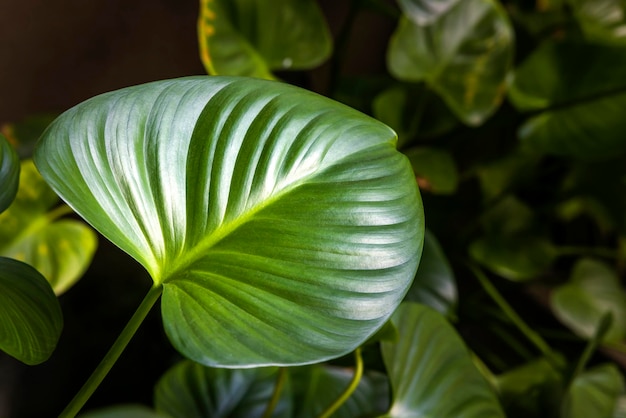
left=262, top=367, right=288, bottom=418
left=58, top=284, right=163, bottom=418
left=469, top=264, right=556, bottom=361
left=571, top=312, right=613, bottom=382
left=318, top=348, right=363, bottom=418
left=47, top=204, right=74, bottom=222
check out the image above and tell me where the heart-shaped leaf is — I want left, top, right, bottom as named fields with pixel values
left=198, top=0, right=332, bottom=78
left=561, top=364, right=625, bottom=418
left=387, top=0, right=514, bottom=125
left=0, top=160, right=97, bottom=295
left=381, top=302, right=505, bottom=417
left=35, top=76, right=424, bottom=367
left=0, top=133, right=19, bottom=213
left=0, top=256, right=63, bottom=365
left=551, top=258, right=626, bottom=342
left=155, top=361, right=291, bottom=418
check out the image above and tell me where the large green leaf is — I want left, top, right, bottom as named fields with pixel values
left=0, top=160, right=97, bottom=295
left=568, top=0, right=626, bottom=45
left=155, top=361, right=291, bottom=417
left=551, top=258, right=626, bottom=342
left=35, top=76, right=424, bottom=367
left=387, top=0, right=514, bottom=125
left=404, top=229, right=457, bottom=317
left=0, top=256, right=63, bottom=365
left=381, top=302, right=505, bottom=417
left=198, top=0, right=332, bottom=78
left=509, top=40, right=626, bottom=159
left=561, top=364, right=625, bottom=418
left=0, top=133, right=19, bottom=213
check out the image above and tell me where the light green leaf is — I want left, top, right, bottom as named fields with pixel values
left=551, top=258, right=626, bottom=342
left=0, top=256, right=63, bottom=365
left=397, top=0, right=462, bottom=25
left=509, top=40, right=626, bottom=159
left=290, top=365, right=389, bottom=418
left=561, top=364, right=625, bottom=418
left=80, top=405, right=166, bottom=418
left=382, top=302, right=505, bottom=417
left=0, top=133, right=19, bottom=213
left=0, top=160, right=97, bottom=295
left=568, top=0, right=626, bottom=45
left=198, top=0, right=332, bottom=78
left=155, top=361, right=290, bottom=418
left=35, top=76, right=424, bottom=367
left=387, top=0, right=514, bottom=125
left=405, top=229, right=457, bottom=316
left=404, top=147, right=458, bottom=194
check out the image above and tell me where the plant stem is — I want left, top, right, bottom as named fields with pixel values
left=318, top=348, right=363, bottom=418
left=469, top=264, right=556, bottom=362
left=59, top=284, right=163, bottom=418
left=47, top=204, right=75, bottom=222
left=571, top=312, right=613, bottom=382
left=261, top=367, right=287, bottom=418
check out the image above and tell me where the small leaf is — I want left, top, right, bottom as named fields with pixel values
left=0, top=133, right=19, bottom=213
left=476, top=150, right=540, bottom=201
left=551, top=258, right=626, bottom=342
left=404, top=147, right=458, bottom=194
left=290, top=365, right=389, bottom=418
left=80, top=405, right=166, bottom=418
left=198, top=0, right=332, bottom=78
left=382, top=302, right=505, bottom=417
left=0, top=160, right=97, bottom=294
left=405, top=229, right=457, bottom=316
left=0, top=256, right=63, bottom=365
left=155, top=361, right=291, bottom=418
left=35, top=76, right=424, bottom=367
left=509, top=40, right=626, bottom=159
left=387, top=0, right=514, bottom=125
left=561, top=364, right=625, bottom=418
left=397, top=0, right=462, bottom=25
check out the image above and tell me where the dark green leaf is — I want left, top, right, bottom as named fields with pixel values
left=562, top=364, right=625, bottom=418
left=387, top=0, right=514, bottom=125
left=509, top=40, right=626, bottom=159
left=405, top=229, right=457, bottom=316
left=0, top=133, right=19, bottom=213
left=155, top=361, right=290, bottom=418
left=198, top=0, right=331, bottom=78
left=0, top=256, right=63, bottom=365
left=404, top=147, right=458, bottom=194
left=382, top=302, right=505, bottom=417
left=0, top=160, right=97, bottom=294
left=35, top=76, right=424, bottom=367
left=551, top=258, right=626, bottom=342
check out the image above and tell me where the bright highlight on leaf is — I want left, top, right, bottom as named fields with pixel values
left=35, top=76, right=424, bottom=367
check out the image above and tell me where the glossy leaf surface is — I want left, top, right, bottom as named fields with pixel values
left=35, top=76, right=424, bottom=367
left=155, top=361, right=290, bottom=417
left=387, top=0, right=514, bottom=125
left=551, top=258, right=626, bottom=342
left=198, top=0, right=331, bottom=78
left=510, top=40, right=626, bottom=159
left=0, top=256, right=62, bottom=365
left=405, top=229, right=457, bottom=316
left=381, top=302, right=505, bottom=417
left=0, top=160, right=97, bottom=294
left=0, top=133, right=19, bottom=213
left=561, top=364, right=625, bottom=418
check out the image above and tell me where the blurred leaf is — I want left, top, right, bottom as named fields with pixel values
left=397, top=0, right=462, bottom=24
left=80, top=405, right=166, bottom=418
left=364, top=320, right=398, bottom=345
left=556, top=196, right=615, bottom=234
left=387, top=0, right=514, bottom=125
left=382, top=302, right=505, bottom=417
left=0, top=160, right=97, bottom=295
left=0, top=133, right=19, bottom=213
left=510, top=40, right=626, bottom=159
left=568, top=0, right=626, bottom=45
left=155, top=361, right=291, bottom=418
left=290, top=365, right=389, bottom=418
left=405, top=229, right=457, bottom=316
left=476, top=150, right=540, bottom=201
left=551, top=258, right=626, bottom=342
left=35, top=76, right=424, bottom=367
left=561, top=364, right=625, bottom=418
left=496, top=356, right=565, bottom=417
left=0, top=256, right=62, bottom=365
left=404, top=147, right=459, bottom=194
left=0, top=114, right=55, bottom=159
left=197, top=0, right=331, bottom=78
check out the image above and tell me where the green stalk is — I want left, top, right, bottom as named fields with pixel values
left=262, top=367, right=288, bottom=418
left=318, top=348, right=363, bottom=418
left=59, top=284, right=163, bottom=418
